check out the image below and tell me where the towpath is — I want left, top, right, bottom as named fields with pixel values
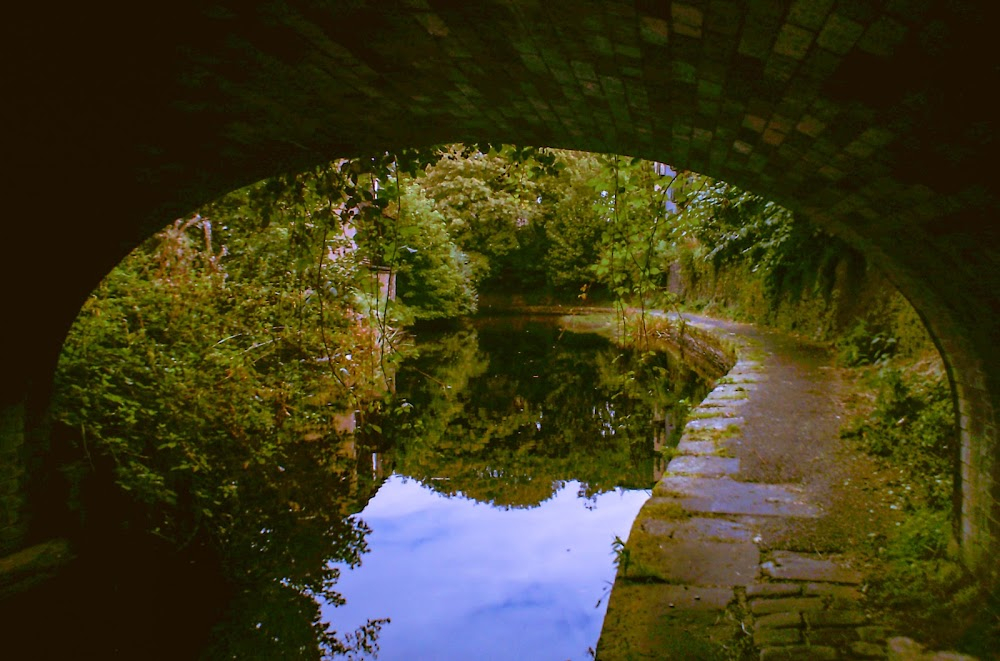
left=597, top=314, right=903, bottom=660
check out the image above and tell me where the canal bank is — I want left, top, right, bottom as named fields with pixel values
left=596, top=313, right=966, bottom=660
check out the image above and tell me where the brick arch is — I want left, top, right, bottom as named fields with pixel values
left=3, top=1, right=998, bottom=576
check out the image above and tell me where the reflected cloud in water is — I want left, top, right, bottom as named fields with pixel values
left=327, top=476, right=649, bottom=660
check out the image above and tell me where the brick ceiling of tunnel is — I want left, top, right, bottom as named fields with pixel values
left=49, top=1, right=993, bottom=214
left=8, top=0, right=998, bottom=316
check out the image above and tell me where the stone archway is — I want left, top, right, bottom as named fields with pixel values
left=3, top=1, right=997, bottom=576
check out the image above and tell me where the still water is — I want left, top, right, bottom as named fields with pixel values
left=323, top=317, right=709, bottom=659
left=3, top=315, right=707, bottom=658
left=328, top=477, right=648, bottom=660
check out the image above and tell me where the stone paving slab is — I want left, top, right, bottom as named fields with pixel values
left=640, top=515, right=755, bottom=543
left=698, top=396, right=749, bottom=408
left=760, top=645, right=837, bottom=660
left=746, top=582, right=802, bottom=598
left=704, top=383, right=752, bottom=398
left=684, top=416, right=744, bottom=431
left=761, top=551, right=863, bottom=584
left=598, top=583, right=737, bottom=660
left=666, top=455, right=740, bottom=476
left=805, top=608, right=868, bottom=627
left=655, top=476, right=819, bottom=518
left=750, top=596, right=824, bottom=615
left=629, top=539, right=760, bottom=586
left=805, top=583, right=864, bottom=601
left=689, top=404, right=744, bottom=417
left=754, top=626, right=803, bottom=646
left=724, top=373, right=765, bottom=383
left=675, top=439, right=718, bottom=455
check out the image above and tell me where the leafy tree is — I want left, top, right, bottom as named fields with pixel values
left=420, top=146, right=533, bottom=286
left=537, top=151, right=606, bottom=290
left=390, top=184, right=477, bottom=321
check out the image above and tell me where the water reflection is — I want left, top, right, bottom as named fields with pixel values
left=6, top=316, right=706, bottom=658
left=322, top=317, right=708, bottom=659
left=327, top=477, right=649, bottom=660
left=386, top=317, right=707, bottom=505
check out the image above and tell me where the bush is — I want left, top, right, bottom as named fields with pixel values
left=870, top=508, right=999, bottom=655
left=841, top=368, right=954, bottom=509
left=836, top=319, right=898, bottom=366
left=842, top=366, right=999, bottom=655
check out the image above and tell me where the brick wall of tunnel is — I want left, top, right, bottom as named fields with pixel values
left=3, top=0, right=998, bottom=577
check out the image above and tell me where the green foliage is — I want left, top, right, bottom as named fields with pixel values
left=842, top=368, right=955, bottom=509
left=418, top=145, right=624, bottom=295
left=419, top=146, right=538, bottom=286
left=538, top=151, right=606, bottom=290
left=836, top=319, right=898, bottom=366
left=392, top=184, right=477, bottom=320
left=868, top=507, right=1000, bottom=655
left=55, top=166, right=398, bottom=538
left=52, top=154, right=435, bottom=656
left=588, top=155, right=678, bottom=312
left=675, top=179, right=855, bottom=307
left=841, top=366, right=998, bottom=655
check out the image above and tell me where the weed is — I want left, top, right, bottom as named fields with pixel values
left=841, top=368, right=955, bottom=509
left=842, top=367, right=999, bottom=655
left=658, top=445, right=679, bottom=462
left=715, top=445, right=736, bottom=458
left=869, top=509, right=1000, bottom=655
left=836, top=319, right=897, bottom=366
left=611, top=535, right=632, bottom=577
left=687, top=425, right=742, bottom=443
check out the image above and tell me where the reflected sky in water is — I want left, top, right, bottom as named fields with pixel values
left=326, top=475, right=649, bottom=660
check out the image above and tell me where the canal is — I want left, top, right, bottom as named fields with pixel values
left=324, top=315, right=710, bottom=659
left=2, top=314, right=710, bottom=659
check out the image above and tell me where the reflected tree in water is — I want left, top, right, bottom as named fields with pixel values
left=386, top=319, right=707, bottom=509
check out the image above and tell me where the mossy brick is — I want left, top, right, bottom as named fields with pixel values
left=750, top=596, right=824, bottom=615
left=788, top=0, right=835, bottom=30
left=705, top=0, right=741, bottom=36
left=760, top=645, right=837, bottom=660
left=804, top=609, right=867, bottom=628
left=755, top=611, right=802, bottom=629
left=746, top=583, right=801, bottom=598
left=754, top=626, right=802, bottom=646
left=850, top=641, right=888, bottom=658
left=773, top=24, right=814, bottom=59
left=639, top=16, right=669, bottom=45
left=808, top=626, right=860, bottom=646
left=804, top=583, right=863, bottom=602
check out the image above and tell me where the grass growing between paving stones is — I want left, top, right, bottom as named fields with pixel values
left=643, top=499, right=691, bottom=520
left=685, top=425, right=743, bottom=443
left=714, top=445, right=736, bottom=458
left=841, top=365, right=1000, bottom=657
left=688, top=409, right=740, bottom=420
